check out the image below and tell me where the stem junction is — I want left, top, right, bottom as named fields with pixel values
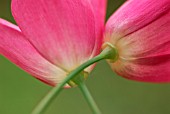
left=31, top=44, right=118, bottom=114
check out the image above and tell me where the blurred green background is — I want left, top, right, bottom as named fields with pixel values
left=1, top=0, right=170, bottom=114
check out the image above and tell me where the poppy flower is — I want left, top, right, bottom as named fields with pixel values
left=0, top=0, right=106, bottom=86
left=105, top=0, right=170, bottom=82
left=1, top=0, right=169, bottom=86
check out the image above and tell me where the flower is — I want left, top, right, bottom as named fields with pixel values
left=0, top=0, right=106, bottom=86
left=104, top=0, right=170, bottom=82
left=2, top=0, right=168, bottom=85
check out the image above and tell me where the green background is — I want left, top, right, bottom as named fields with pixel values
left=0, top=0, right=170, bottom=114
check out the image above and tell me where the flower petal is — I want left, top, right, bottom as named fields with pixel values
left=0, top=19, right=67, bottom=86
left=89, top=0, right=107, bottom=22
left=105, top=0, right=170, bottom=42
left=89, top=0, right=107, bottom=56
left=11, top=0, right=96, bottom=71
left=111, top=54, right=170, bottom=83
left=83, top=0, right=107, bottom=72
left=105, top=0, right=170, bottom=82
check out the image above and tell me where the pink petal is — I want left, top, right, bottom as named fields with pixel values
left=12, top=0, right=96, bottom=71
left=0, top=19, right=67, bottom=86
left=105, top=0, right=170, bottom=82
left=89, top=0, right=107, bottom=56
left=105, top=0, right=170, bottom=40
left=84, top=0, right=107, bottom=72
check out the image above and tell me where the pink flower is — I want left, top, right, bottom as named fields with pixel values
left=1, top=0, right=169, bottom=86
left=0, top=0, right=106, bottom=86
left=105, top=0, right=170, bottom=82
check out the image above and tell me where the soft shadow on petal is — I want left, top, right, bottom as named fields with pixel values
left=89, top=0, right=107, bottom=56
left=85, top=0, right=107, bottom=72
left=12, top=0, right=96, bottom=71
left=0, top=19, right=67, bottom=86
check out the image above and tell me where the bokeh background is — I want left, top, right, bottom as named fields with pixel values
left=1, top=0, right=170, bottom=114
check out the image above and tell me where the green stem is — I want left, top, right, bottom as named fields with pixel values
left=31, top=45, right=117, bottom=114
left=78, top=82, right=101, bottom=114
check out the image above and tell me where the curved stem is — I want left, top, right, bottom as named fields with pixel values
left=31, top=46, right=117, bottom=114
left=78, top=82, right=101, bottom=114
